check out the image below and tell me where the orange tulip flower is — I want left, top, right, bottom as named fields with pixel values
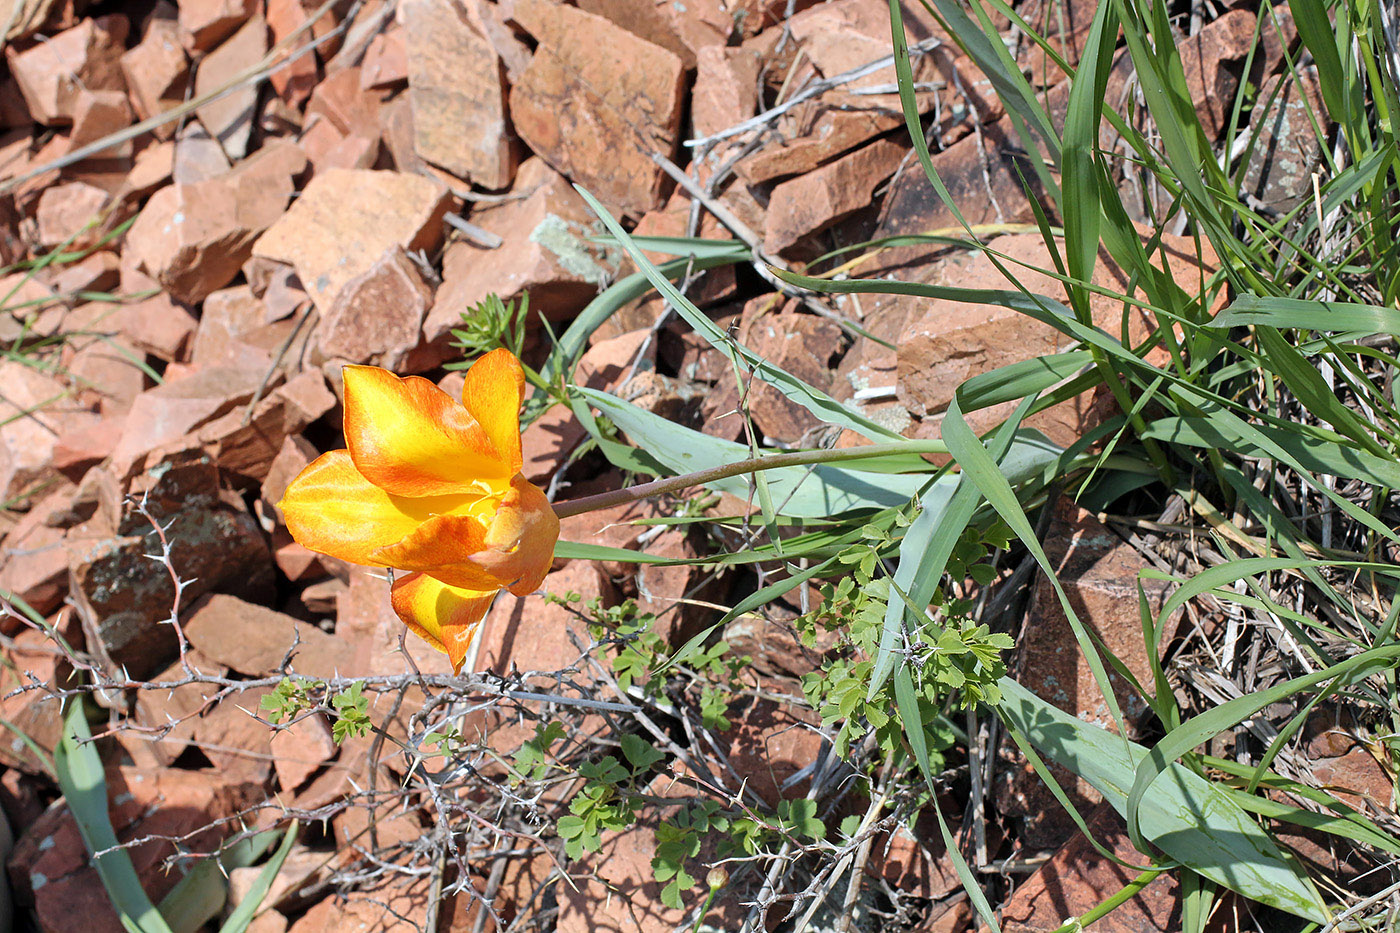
left=279, top=348, right=559, bottom=673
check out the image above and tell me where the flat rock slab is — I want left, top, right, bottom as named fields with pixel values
left=508, top=0, right=684, bottom=217
left=185, top=592, right=357, bottom=678
left=252, top=168, right=452, bottom=312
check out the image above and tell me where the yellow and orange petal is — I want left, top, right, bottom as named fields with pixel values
left=489, top=475, right=558, bottom=596
left=279, top=450, right=491, bottom=568
left=390, top=572, right=496, bottom=674
left=342, top=365, right=513, bottom=498
left=375, top=475, right=559, bottom=594
left=461, top=348, right=527, bottom=475
left=371, top=512, right=504, bottom=591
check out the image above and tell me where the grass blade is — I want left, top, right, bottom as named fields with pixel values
left=217, top=822, right=299, bottom=933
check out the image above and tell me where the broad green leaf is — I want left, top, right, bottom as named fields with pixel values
left=1287, top=0, right=1347, bottom=123
left=998, top=678, right=1327, bottom=922
left=576, top=386, right=932, bottom=517
left=1126, top=642, right=1400, bottom=865
left=158, top=825, right=285, bottom=933
left=1140, top=416, right=1400, bottom=488
left=55, top=700, right=176, bottom=933
left=1059, top=0, right=1119, bottom=321
left=942, top=395, right=1129, bottom=737
left=868, top=416, right=1064, bottom=697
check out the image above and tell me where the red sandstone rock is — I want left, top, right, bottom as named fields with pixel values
left=185, top=592, right=357, bottom=678
left=34, top=179, right=109, bottom=247
left=305, top=67, right=382, bottom=138
left=360, top=26, right=408, bottom=89
left=107, top=365, right=267, bottom=476
left=193, top=685, right=277, bottom=783
left=265, top=0, right=325, bottom=105
left=69, top=453, right=273, bottom=679
left=132, top=652, right=226, bottom=765
left=0, top=360, right=100, bottom=503
left=576, top=0, right=730, bottom=68
left=893, top=232, right=1212, bottom=424
left=270, top=712, right=337, bottom=791
left=692, top=46, right=760, bottom=140
left=195, top=14, right=268, bottom=159
left=179, top=0, right=258, bottom=50
left=1180, top=10, right=1257, bottom=141
left=1002, top=804, right=1181, bottom=932
left=423, top=157, right=615, bottom=348
left=288, top=875, right=434, bottom=933
left=169, top=120, right=235, bottom=182
left=404, top=0, right=515, bottom=188
left=120, top=11, right=191, bottom=137
left=194, top=370, right=336, bottom=485
left=5, top=15, right=128, bottom=126
left=700, top=298, right=844, bottom=444
left=0, top=493, right=71, bottom=618
left=252, top=168, right=452, bottom=312
left=763, top=137, right=907, bottom=256
left=509, top=0, right=684, bottom=216
left=68, top=88, right=134, bottom=157
left=124, top=140, right=306, bottom=303
left=317, top=247, right=433, bottom=369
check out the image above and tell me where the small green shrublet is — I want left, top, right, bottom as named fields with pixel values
left=448, top=293, right=529, bottom=362
left=260, top=676, right=322, bottom=725
left=798, top=518, right=1014, bottom=761
left=330, top=681, right=372, bottom=742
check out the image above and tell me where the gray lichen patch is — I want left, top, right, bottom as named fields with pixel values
left=528, top=214, right=619, bottom=287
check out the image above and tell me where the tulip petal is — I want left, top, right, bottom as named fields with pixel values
left=390, top=572, right=495, bottom=674
left=343, top=365, right=512, bottom=498
left=370, top=512, right=504, bottom=590
left=280, top=450, right=486, bottom=567
left=492, top=475, right=559, bottom=596
left=461, top=348, right=525, bottom=474
left=371, top=476, right=559, bottom=594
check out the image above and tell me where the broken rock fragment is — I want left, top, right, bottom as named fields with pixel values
left=69, top=454, right=273, bottom=680
left=195, top=14, right=268, bottom=160
left=423, top=157, right=615, bottom=348
left=195, top=369, right=335, bottom=485
left=316, top=247, right=433, bottom=369
left=763, top=137, right=907, bottom=256
left=361, top=26, right=408, bottom=89
left=404, top=0, right=514, bottom=188
left=179, top=0, right=258, bottom=50
left=68, top=88, right=135, bottom=157
left=34, top=180, right=110, bottom=248
left=265, top=0, right=324, bottom=105
left=124, top=139, right=306, bottom=304
left=5, top=14, right=128, bottom=126
left=121, top=12, right=192, bottom=137
left=107, top=364, right=268, bottom=479
left=509, top=0, right=684, bottom=216
left=186, top=593, right=357, bottom=678
left=0, top=360, right=100, bottom=503
left=1002, top=803, right=1181, bottom=932
left=252, top=168, right=452, bottom=312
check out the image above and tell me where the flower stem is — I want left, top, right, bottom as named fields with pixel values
left=551, top=440, right=949, bottom=519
